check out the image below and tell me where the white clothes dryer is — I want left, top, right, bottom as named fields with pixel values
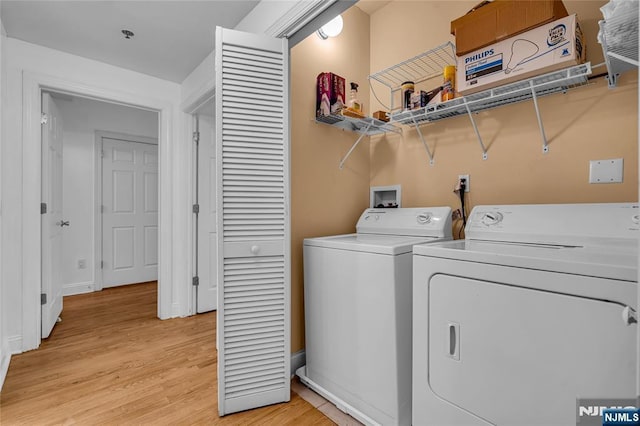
left=297, top=207, right=452, bottom=426
left=412, top=203, right=638, bottom=426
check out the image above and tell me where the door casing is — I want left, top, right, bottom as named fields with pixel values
left=94, top=131, right=159, bottom=292
left=21, top=71, right=180, bottom=353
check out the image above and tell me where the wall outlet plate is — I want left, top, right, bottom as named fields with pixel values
left=458, top=174, right=470, bottom=192
left=589, top=158, right=623, bottom=184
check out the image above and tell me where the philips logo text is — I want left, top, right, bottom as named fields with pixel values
left=465, top=49, right=495, bottom=64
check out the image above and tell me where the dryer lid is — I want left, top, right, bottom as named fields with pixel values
left=413, top=239, right=638, bottom=281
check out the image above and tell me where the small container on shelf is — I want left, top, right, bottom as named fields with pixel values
left=401, top=81, right=415, bottom=110
left=372, top=111, right=390, bottom=122
left=441, top=65, right=456, bottom=101
left=316, top=72, right=345, bottom=117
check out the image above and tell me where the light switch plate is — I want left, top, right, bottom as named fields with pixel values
left=589, top=158, right=623, bottom=184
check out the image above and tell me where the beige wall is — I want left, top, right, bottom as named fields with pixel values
left=369, top=0, right=638, bottom=237
left=290, top=7, right=371, bottom=352
left=291, top=0, right=638, bottom=353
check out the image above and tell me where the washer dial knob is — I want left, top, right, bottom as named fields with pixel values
left=481, top=212, right=504, bottom=226
left=417, top=212, right=432, bottom=224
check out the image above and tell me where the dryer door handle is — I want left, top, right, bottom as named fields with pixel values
left=622, top=306, right=637, bottom=325
left=447, top=322, right=460, bottom=361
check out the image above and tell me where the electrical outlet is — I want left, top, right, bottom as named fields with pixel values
left=458, top=174, right=470, bottom=192
left=78, top=259, right=86, bottom=269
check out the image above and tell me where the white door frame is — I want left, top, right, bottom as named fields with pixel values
left=22, top=71, right=176, bottom=352
left=182, top=92, right=214, bottom=316
left=94, top=130, right=159, bottom=292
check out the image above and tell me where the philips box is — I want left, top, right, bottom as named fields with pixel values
left=456, top=14, right=585, bottom=95
left=451, top=0, right=569, bottom=56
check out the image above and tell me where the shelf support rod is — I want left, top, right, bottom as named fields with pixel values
left=339, top=122, right=372, bottom=170
left=411, top=116, right=434, bottom=166
left=529, top=80, right=549, bottom=153
left=462, top=97, right=488, bottom=160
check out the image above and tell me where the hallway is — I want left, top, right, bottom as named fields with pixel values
left=0, top=282, right=331, bottom=424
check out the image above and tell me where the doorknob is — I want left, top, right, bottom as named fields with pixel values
left=58, top=220, right=70, bottom=227
left=250, top=245, right=260, bottom=255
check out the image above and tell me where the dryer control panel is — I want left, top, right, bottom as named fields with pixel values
left=466, top=203, right=639, bottom=248
left=356, top=207, right=452, bottom=238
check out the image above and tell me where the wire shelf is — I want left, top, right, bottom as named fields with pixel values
left=368, top=42, right=456, bottom=112
left=369, top=42, right=456, bottom=89
left=598, top=1, right=639, bottom=87
left=315, top=114, right=402, bottom=136
left=391, top=63, right=592, bottom=126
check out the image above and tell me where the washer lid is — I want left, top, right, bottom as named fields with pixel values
left=413, top=239, right=638, bottom=281
left=304, top=233, right=448, bottom=255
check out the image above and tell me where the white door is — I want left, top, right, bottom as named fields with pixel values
left=41, top=92, right=64, bottom=338
left=196, top=113, right=218, bottom=313
left=215, top=27, right=290, bottom=416
left=102, top=138, right=158, bottom=287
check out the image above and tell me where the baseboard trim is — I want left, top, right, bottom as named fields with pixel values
left=63, top=281, right=94, bottom=296
left=0, top=350, right=11, bottom=392
left=8, top=336, right=22, bottom=355
left=290, top=349, right=306, bottom=377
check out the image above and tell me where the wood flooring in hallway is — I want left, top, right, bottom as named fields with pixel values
left=0, top=282, right=333, bottom=425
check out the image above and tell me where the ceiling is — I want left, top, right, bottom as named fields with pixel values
left=0, top=1, right=260, bottom=83
left=355, top=0, right=390, bottom=15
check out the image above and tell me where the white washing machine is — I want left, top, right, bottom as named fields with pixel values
left=412, top=203, right=639, bottom=426
left=297, top=207, right=452, bottom=426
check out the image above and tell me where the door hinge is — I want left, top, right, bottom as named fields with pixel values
left=41, top=293, right=47, bottom=305
left=192, top=131, right=200, bottom=143
left=101, top=261, right=104, bottom=269
left=101, top=205, right=105, bottom=213
left=41, top=202, right=47, bottom=214
left=41, top=113, right=48, bottom=125
left=101, top=150, right=105, bottom=159
left=192, top=204, right=200, bottom=214
left=192, top=276, right=199, bottom=287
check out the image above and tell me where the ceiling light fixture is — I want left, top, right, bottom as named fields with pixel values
left=121, top=29, right=135, bottom=39
left=317, top=15, right=343, bottom=40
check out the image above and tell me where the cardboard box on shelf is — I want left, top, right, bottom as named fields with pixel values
left=451, top=0, right=569, bottom=56
left=456, top=14, right=585, bottom=96
left=316, top=72, right=345, bottom=117
left=372, top=111, right=389, bottom=122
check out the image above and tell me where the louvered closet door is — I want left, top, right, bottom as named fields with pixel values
left=215, top=27, right=290, bottom=416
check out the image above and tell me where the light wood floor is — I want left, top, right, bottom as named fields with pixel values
left=0, top=282, right=333, bottom=425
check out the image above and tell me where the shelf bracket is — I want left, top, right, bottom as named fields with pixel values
left=339, top=122, right=373, bottom=170
left=529, top=80, right=549, bottom=154
left=462, top=97, right=488, bottom=160
left=411, top=116, right=434, bottom=166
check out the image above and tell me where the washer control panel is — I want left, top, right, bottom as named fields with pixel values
left=356, top=207, right=452, bottom=238
left=416, top=212, right=432, bottom=224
